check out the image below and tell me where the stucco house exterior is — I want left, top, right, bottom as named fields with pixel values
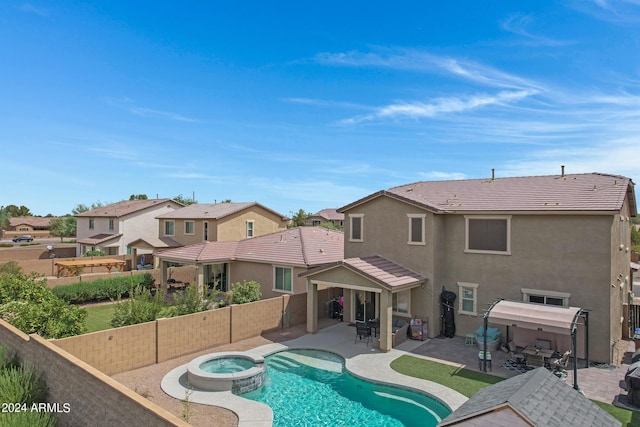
left=306, top=208, right=344, bottom=228
left=3, top=216, right=52, bottom=239
left=155, top=202, right=289, bottom=246
left=303, top=171, right=636, bottom=362
left=75, top=199, right=184, bottom=257
left=155, top=227, right=343, bottom=297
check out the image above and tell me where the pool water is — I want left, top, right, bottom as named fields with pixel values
left=241, top=349, right=451, bottom=427
left=199, top=357, right=255, bottom=374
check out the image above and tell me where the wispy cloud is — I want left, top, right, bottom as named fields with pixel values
left=340, top=89, right=539, bottom=124
left=313, top=48, right=543, bottom=90
left=19, top=3, right=49, bottom=16
left=501, top=13, right=573, bottom=46
left=572, top=0, right=640, bottom=23
left=105, top=97, right=199, bottom=123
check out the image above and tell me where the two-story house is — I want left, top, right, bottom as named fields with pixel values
left=155, top=202, right=289, bottom=245
left=75, top=199, right=184, bottom=256
left=303, top=171, right=636, bottom=363
left=306, top=208, right=345, bottom=229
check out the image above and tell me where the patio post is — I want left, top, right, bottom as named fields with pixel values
left=306, top=280, right=318, bottom=334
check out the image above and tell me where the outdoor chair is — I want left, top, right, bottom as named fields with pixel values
left=551, top=350, right=571, bottom=379
left=508, top=341, right=526, bottom=365
left=355, top=321, right=372, bottom=346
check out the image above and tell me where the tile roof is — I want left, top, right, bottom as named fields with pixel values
left=157, top=227, right=343, bottom=266
left=77, top=234, right=122, bottom=245
left=75, top=199, right=179, bottom=217
left=439, top=367, right=620, bottom=427
left=341, top=172, right=635, bottom=214
left=127, top=237, right=183, bottom=249
left=156, top=202, right=289, bottom=220
left=302, top=255, right=426, bottom=290
left=8, top=216, right=52, bottom=228
left=310, top=208, right=344, bottom=221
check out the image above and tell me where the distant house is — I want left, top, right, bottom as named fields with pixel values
left=75, top=199, right=184, bottom=256
left=303, top=171, right=636, bottom=360
left=155, top=202, right=289, bottom=246
left=155, top=226, right=343, bottom=297
left=438, top=367, right=620, bottom=427
left=3, top=216, right=52, bottom=239
left=306, top=208, right=344, bottom=228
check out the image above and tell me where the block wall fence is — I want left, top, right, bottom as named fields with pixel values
left=0, top=291, right=325, bottom=425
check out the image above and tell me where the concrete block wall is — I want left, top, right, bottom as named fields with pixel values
left=53, top=322, right=157, bottom=376
left=231, top=298, right=285, bottom=342
left=157, top=307, right=231, bottom=363
left=0, top=320, right=187, bottom=427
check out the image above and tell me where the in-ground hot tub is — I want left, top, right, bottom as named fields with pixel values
left=187, top=352, right=265, bottom=394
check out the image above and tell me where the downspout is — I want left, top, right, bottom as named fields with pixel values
left=483, top=314, right=488, bottom=372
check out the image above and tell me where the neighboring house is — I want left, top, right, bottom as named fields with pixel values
left=3, top=216, right=52, bottom=239
left=155, top=227, right=343, bottom=298
left=302, top=171, right=636, bottom=361
left=75, top=199, right=184, bottom=256
left=438, top=367, right=620, bottom=426
left=306, top=208, right=345, bottom=228
left=155, top=202, right=289, bottom=246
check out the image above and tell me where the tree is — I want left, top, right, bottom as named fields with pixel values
left=173, top=194, right=198, bottom=205
left=290, top=209, right=310, bottom=227
left=83, top=249, right=106, bottom=257
left=72, top=201, right=104, bottom=215
left=4, top=205, right=32, bottom=217
left=49, top=216, right=76, bottom=242
left=229, top=281, right=261, bottom=304
left=632, top=225, right=640, bottom=253
left=319, top=221, right=341, bottom=231
left=129, top=194, right=148, bottom=200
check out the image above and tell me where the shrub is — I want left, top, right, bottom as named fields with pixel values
left=172, top=285, right=215, bottom=316
left=110, top=286, right=166, bottom=327
left=0, top=274, right=87, bottom=338
left=0, top=261, right=22, bottom=276
left=52, top=273, right=155, bottom=304
left=83, top=249, right=106, bottom=257
left=229, top=281, right=261, bottom=304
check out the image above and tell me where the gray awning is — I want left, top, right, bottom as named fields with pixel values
left=488, top=300, right=581, bottom=335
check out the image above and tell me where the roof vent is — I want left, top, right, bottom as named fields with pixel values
left=561, top=165, right=565, bottom=177
left=406, top=188, right=413, bottom=192
left=492, top=168, right=495, bottom=180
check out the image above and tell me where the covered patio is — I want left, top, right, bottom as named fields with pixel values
left=482, top=299, right=589, bottom=390
left=302, top=255, right=427, bottom=352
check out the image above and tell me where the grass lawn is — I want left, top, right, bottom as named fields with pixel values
left=83, top=304, right=116, bottom=333
left=391, top=355, right=639, bottom=426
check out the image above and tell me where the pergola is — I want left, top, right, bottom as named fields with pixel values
left=54, top=258, right=126, bottom=277
left=482, top=299, right=589, bottom=391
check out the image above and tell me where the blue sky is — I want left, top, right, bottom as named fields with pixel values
left=2, top=1, right=640, bottom=217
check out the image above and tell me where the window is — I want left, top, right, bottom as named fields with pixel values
left=521, top=288, right=569, bottom=307
left=89, top=219, right=94, bottom=230
left=458, top=282, right=479, bottom=315
left=274, top=266, right=292, bottom=292
left=312, top=220, right=321, bottom=226
left=465, top=216, right=511, bottom=254
left=185, top=221, right=195, bottom=235
left=164, top=220, right=175, bottom=236
left=392, top=290, right=410, bottom=314
left=204, top=221, right=208, bottom=241
left=349, top=214, right=364, bottom=242
left=108, top=219, right=114, bottom=231
left=246, top=221, right=254, bottom=238
left=408, top=214, right=426, bottom=245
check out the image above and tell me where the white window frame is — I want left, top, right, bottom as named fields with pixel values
left=164, top=220, right=175, bottom=236
left=465, top=215, right=511, bottom=255
left=407, top=214, right=426, bottom=245
left=246, top=220, right=254, bottom=238
left=392, top=290, right=411, bottom=314
left=108, top=218, right=114, bottom=231
left=349, top=214, right=364, bottom=242
left=273, top=266, right=293, bottom=293
left=521, top=288, right=570, bottom=307
left=458, top=282, right=479, bottom=316
left=203, top=221, right=209, bottom=241
left=185, top=220, right=195, bottom=235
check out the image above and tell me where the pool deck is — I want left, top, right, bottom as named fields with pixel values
left=161, top=322, right=467, bottom=426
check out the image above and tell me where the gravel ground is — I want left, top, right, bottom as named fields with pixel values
left=110, top=324, right=310, bottom=427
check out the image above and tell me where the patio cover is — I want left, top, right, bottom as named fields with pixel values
left=487, top=300, right=581, bottom=335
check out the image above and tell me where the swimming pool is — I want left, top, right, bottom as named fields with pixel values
left=241, top=349, right=451, bottom=427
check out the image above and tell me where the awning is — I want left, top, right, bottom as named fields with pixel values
left=488, top=300, right=581, bottom=335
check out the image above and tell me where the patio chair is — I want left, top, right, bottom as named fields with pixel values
left=551, top=350, right=571, bottom=379
left=508, top=341, right=526, bottom=365
left=355, top=321, right=372, bottom=346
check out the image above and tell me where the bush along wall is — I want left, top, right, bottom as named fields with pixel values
left=51, top=273, right=155, bottom=304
